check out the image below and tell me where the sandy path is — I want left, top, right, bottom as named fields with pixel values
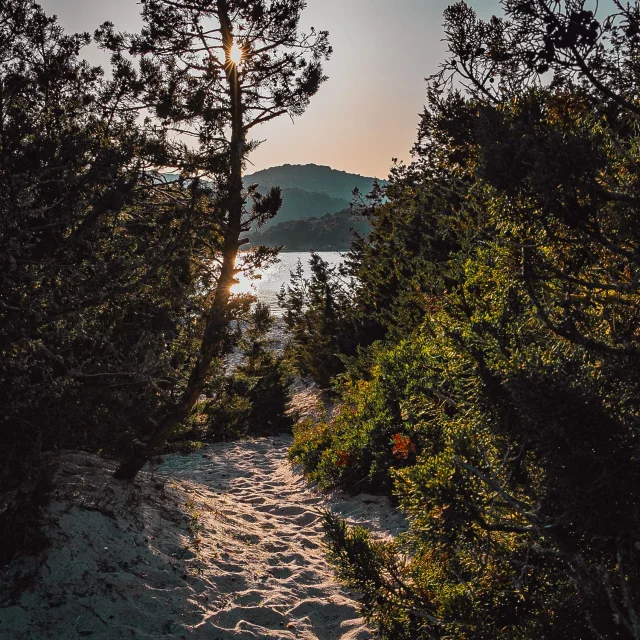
left=155, top=435, right=407, bottom=639
left=1, top=435, right=406, bottom=640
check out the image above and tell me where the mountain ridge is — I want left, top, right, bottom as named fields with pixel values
left=243, top=163, right=385, bottom=231
left=248, top=208, right=371, bottom=251
left=245, top=163, right=385, bottom=202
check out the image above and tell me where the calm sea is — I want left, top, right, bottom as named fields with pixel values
left=233, top=251, right=344, bottom=317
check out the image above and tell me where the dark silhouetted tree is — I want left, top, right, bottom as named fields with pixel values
left=0, top=0, right=228, bottom=561
left=101, top=0, right=331, bottom=479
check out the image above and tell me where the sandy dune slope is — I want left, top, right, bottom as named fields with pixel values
left=0, top=435, right=406, bottom=640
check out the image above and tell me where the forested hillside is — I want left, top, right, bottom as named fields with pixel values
left=245, top=163, right=383, bottom=201
left=248, top=209, right=370, bottom=251
left=244, top=164, right=385, bottom=230
left=249, top=187, right=349, bottom=228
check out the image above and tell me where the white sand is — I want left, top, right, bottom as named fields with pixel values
left=0, top=433, right=406, bottom=639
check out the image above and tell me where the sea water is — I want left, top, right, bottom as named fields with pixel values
left=232, top=251, right=345, bottom=317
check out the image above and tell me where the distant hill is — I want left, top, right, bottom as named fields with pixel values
left=244, top=163, right=385, bottom=230
left=248, top=209, right=370, bottom=252
left=164, top=164, right=382, bottom=241
left=264, top=188, right=349, bottom=225
left=245, top=163, right=384, bottom=200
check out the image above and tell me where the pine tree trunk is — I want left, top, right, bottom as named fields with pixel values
left=114, top=1, right=243, bottom=480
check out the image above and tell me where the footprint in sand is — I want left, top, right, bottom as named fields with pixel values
left=2, top=431, right=406, bottom=640
left=145, top=433, right=408, bottom=639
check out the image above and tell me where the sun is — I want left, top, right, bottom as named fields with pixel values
left=229, top=41, right=243, bottom=66
left=230, top=270, right=254, bottom=295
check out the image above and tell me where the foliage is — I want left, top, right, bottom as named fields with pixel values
left=0, top=0, right=230, bottom=559
left=323, top=510, right=419, bottom=638
left=289, top=341, right=418, bottom=493
left=291, top=1, right=640, bottom=637
left=99, top=0, right=331, bottom=478
left=278, top=253, right=364, bottom=388
left=178, top=304, right=294, bottom=443
left=0, top=0, right=212, bottom=469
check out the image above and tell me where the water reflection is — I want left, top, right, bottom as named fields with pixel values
left=231, top=251, right=344, bottom=317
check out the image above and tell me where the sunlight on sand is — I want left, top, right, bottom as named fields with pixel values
left=3, top=431, right=406, bottom=639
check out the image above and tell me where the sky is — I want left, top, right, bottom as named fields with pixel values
left=40, top=0, right=501, bottom=179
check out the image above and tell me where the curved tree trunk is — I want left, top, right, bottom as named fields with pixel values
left=115, top=0, right=244, bottom=480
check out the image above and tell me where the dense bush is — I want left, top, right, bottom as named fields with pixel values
left=290, top=1, right=640, bottom=637
left=175, top=304, right=295, bottom=444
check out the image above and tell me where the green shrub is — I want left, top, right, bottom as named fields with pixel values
left=293, top=6, right=640, bottom=629
left=290, top=340, right=425, bottom=492
left=176, top=304, right=295, bottom=443
left=315, top=304, right=640, bottom=637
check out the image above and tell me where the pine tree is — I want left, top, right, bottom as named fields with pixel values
left=102, top=0, right=331, bottom=478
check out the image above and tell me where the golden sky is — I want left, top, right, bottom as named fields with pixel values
left=41, top=0, right=500, bottom=180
